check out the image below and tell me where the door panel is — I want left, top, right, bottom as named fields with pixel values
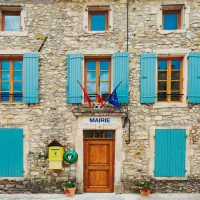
left=84, top=139, right=114, bottom=192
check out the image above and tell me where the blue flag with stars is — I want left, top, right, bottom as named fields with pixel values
left=108, top=89, right=120, bottom=109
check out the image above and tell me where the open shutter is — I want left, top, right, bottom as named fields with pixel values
left=67, top=54, right=83, bottom=103
left=140, top=54, right=156, bottom=103
left=0, top=129, right=23, bottom=177
left=155, top=129, right=186, bottom=177
left=188, top=52, right=200, bottom=103
left=113, top=52, right=129, bottom=103
left=23, top=53, right=39, bottom=103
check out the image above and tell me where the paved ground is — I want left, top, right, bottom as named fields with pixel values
left=0, top=193, right=199, bottom=200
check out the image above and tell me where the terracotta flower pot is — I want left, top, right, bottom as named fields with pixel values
left=65, top=187, right=76, bottom=197
left=140, top=189, right=150, bottom=196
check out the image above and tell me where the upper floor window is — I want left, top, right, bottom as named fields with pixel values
left=0, top=57, right=23, bottom=103
left=162, top=5, right=183, bottom=30
left=2, top=11, right=21, bottom=31
left=157, top=58, right=183, bottom=102
left=85, top=58, right=111, bottom=101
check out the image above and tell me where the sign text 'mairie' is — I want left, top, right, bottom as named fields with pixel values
left=89, top=118, right=111, bottom=123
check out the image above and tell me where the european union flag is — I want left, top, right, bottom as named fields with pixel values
left=108, top=89, right=120, bottom=109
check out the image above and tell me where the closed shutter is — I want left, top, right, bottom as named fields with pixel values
left=0, top=129, right=23, bottom=177
left=188, top=52, right=200, bottom=103
left=140, top=54, right=156, bottom=103
left=67, top=54, right=83, bottom=103
left=23, top=53, right=39, bottom=103
left=155, top=129, right=186, bottom=177
left=113, top=52, right=129, bottom=103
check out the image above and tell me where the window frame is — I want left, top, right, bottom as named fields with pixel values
left=84, top=57, right=111, bottom=102
left=1, top=11, right=21, bottom=31
left=157, top=57, right=183, bottom=103
left=88, top=10, right=109, bottom=31
left=0, top=56, right=23, bottom=103
left=162, top=10, right=181, bottom=30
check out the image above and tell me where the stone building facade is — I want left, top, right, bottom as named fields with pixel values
left=0, top=0, right=200, bottom=194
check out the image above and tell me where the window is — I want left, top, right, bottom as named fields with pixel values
left=163, top=10, right=181, bottom=30
left=1, top=11, right=21, bottom=31
left=154, top=129, right=186, bottom=177
left=0, top=57, right=23, bottom=103
left=88, top=11, right=108, bottom=31
left=157, top=58, right=183, bottom=102
left=85, top=58, right=111, bottom=101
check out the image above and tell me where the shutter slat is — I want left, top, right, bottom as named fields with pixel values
left=113, top=52, right=129, bottom=103
left=188, top=52, right=200, bottom=103
left=0, top=129, right=23, bottom=177
left=140, top=54, right=156, bottom=103
left=23, top=53, right=39, bottom=103
left=67, top=54, right=83, bottom=103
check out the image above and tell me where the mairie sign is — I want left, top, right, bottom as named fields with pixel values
left=84, top=117, right=116, bottom=124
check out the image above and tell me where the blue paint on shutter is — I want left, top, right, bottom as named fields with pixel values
left=67, top=54, right=83, bottom=103
left=0, top=129, right=23, bottom=177
left=113, top=52, right=129, bottom=103
left=91, top=14, right=106, bottom=31
left=188, top=52, right=200, bottom=103
left=140, top=54, right=156, bottom=103
left=23, top=53, right=39, bottom=103
left=155, top=129, right=186, bottom=177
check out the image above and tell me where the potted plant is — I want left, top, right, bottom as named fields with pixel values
left=137, top=179, right=156, bottom=196
left=64, top=181, right=76, bottom=197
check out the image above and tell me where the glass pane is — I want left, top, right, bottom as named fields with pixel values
left=14, top=82, right=22, bottom=91
left=14, top=61, right=22, bottom=70
left=87, top=82, right=96, bottom=91
left=171, top=92, right=180, bottom=101
left=164, top=13, right=178, bottom=30
left=2, top=61, right=10, bottom=70
left=158, top=82, right=167, bottom=90
left=2, top=72, right=10, bottom=80
left=87, top=61, right=96, bottom=70
left=105, top=132, right=114, bottom=138
left=1, top=82, right=9, bottom=91
left=87, top=72, right=96, bottom=81
left=100, top=82, right=108, bottom=92
left=171, top=71, right=180, bottom=80
left=14, top=92, right=22, bottom=102
left=85, top=131, right=93, bottom=138
left=5, top=15, right=20, bottom=31
left=158, top=72, right=167, bottom=80
left=158, top=92, right=167, bottom=101
left=95, top=131, right=103, bottom=138
left=158, top=60, right=167, bottom=70
left=100, top=61, right=109, bottom=70
left=91, top=14, right=106, bottom=31
left=1, top=92, right=9, bottom=102
left=100, top=72, right=109, bottom=81
left=171, top=82, right=180, bottom=90
left=171, top=60, right=181, bottom=70
left=14, top=72, right=22, bottom=81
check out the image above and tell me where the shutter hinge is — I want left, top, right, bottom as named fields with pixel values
left=186, top=135, right=187, bottom=138
left=154, top=135, right=156, bottom=138
left=185, top=170, right=187, bottom=172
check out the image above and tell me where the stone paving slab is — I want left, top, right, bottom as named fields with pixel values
left=0, top=193, right=199, bottom=200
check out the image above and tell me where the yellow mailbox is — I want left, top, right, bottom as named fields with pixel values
left=48, top=140, right=64, bottom=169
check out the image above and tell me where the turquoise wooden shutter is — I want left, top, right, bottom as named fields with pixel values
left=67, top=54, right=83, bottom=103
left=113, top=52, right=129, bottom=103
left=155, top=129, right=186, bottom=177
left=23, top=53, right=39, bottom=103
left=188, top=52, right=200, bottom=103
left=140, top=54, right=156, bottom=103
left=0, top=129, right=23, bottom=177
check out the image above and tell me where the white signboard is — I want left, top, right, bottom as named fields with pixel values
left=84, top=117, right=116, bottom=124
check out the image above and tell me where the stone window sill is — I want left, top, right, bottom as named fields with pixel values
left=84, top=30, right=112, bottom=34
left=152, top=176, right=189, bottom=181
left=0, top=177, right=24, bottom=181
left=0, top=31, right=28, bottom=37
left=158, top=29, right=186, bottom=35
left=153, top=103, right=188, bottom=109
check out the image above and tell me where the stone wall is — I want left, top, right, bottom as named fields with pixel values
left=0, top=0, right=200, bottom=194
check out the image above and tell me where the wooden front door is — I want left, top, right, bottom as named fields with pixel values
left=84, top=130, right=115, bottom=193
